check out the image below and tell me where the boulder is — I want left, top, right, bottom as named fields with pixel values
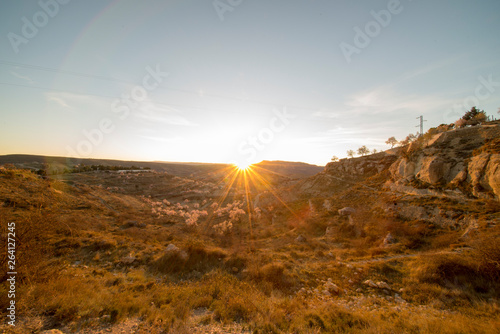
left=483, top=154, right=500, bottom=199
left=416, top=157, right=446, bottom=184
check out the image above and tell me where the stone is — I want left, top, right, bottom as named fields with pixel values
left=338, top=207, right=356, bottom=216
left=382, top=232, right=396, bottom=247
left=166, top=244, right=179, bottom=252
left=296, top=235, right=307, bottom=243
left=165, top=243, right=188, bottom=260
left=325, top=281, right=339, bottom=293
left=377, top=281, right=391, bottom=290
left=121, top=255, right=136, bottom=264
left=483, top=154, right=500, bottom=199
left=395, top=296, right=406, bottom=304
left=364, top=279, right=378, bottom=288
left=416, top=157, right=446, bottom=184
left=397, top=205, right=428, bottom=220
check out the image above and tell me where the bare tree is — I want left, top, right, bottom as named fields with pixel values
left=399, top=133, right=417, bottom=146
left=385, top=136, right=398, bottom=148
left=357, top=146, right=370, bottom=156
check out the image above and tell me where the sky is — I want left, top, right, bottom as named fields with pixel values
left=0, top=0, right=499, bottom=166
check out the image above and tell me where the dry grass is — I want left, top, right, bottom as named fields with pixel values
left=1, top=167, right=500, bottom=333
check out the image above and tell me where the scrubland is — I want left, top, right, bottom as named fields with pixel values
left=0, top=164, right=499, bottom=333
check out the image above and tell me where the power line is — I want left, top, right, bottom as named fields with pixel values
left=0, top=80, right=296, bottom=117
left=416, top=115, right=426, bottom=136
left=0, top=59, right=319, bottom=112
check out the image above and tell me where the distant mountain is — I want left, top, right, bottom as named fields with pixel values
left=0, top=155, right=322, bottom=179
left=253, top=160, right=323, bottom=179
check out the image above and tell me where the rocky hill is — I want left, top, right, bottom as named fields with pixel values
left=290, top=123, right=499, bottom=202
left=388, top=124, right=500, bottom=200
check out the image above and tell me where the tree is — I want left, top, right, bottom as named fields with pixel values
left=346, top=150, right=355, bottom=158
left=331, top=155, right=339, bottom=162
left=385, top=136, right=398, bottom=148
left=455, top=118, right=466, bottom=129
left=462, top=106, right=484, bottom=121
left=399, top=133, right=417, bottom=146
left=357, top=145, right=370, bottom=156
left=459, top=106, right=487, bottom=126
left=372, top=149, right=378, bottom=154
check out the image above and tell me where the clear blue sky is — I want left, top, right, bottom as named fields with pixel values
left=1, top=0, right=499, bottom=166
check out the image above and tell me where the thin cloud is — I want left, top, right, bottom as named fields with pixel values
left=47, top=96, right=72, bottom=109
left=135, top=103, right=197, bottom=126
left=344, top=86, right=453, bottom=115
left=136, top=134, right=182, bottom=143
left=312, top=108, right=340, bottom=119
left=10, top=71, right=34, bottom=84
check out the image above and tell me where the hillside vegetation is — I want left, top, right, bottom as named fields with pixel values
left=1, top=124, right=499, bottom=333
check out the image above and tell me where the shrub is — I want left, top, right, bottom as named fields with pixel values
left=249, top=262, right=297, bottom=292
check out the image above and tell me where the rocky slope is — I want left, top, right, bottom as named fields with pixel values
left=388, top=124, right=500, bottom=200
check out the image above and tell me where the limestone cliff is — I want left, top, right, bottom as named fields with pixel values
left=388, top=124, right=500, bottom=200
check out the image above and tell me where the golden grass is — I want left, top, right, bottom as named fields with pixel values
left=1, top=167, right=500, bottom=333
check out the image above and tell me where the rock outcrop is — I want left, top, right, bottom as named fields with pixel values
left=388, top=124, right=500, bottom=200
left=325, top=152, right=398, bottom=178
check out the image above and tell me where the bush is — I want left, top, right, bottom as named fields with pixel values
left=249, top=262, right=297, bottom=292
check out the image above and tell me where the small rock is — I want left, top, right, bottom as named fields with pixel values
left=338, top=207, right=356, bottom=216
left=364, top=279, right=378, bottom=288
left=382, top=232, right=396, bottom=247
left=166, top=244, right=179, bottom=252
left=296, top=235, right=307, bottom=243
left=121, top=255, right=136, bottom=264
left=325, top=281, right=339, bottom=293
left=395, top=296, right=406, bottom=304
left=377, top=281, right=391, bottom=290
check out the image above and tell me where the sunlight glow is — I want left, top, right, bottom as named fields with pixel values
left=235, top=162, right=252, bottom=171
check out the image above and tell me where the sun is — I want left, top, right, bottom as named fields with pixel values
left=234, top=161, right=252, bottom=171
